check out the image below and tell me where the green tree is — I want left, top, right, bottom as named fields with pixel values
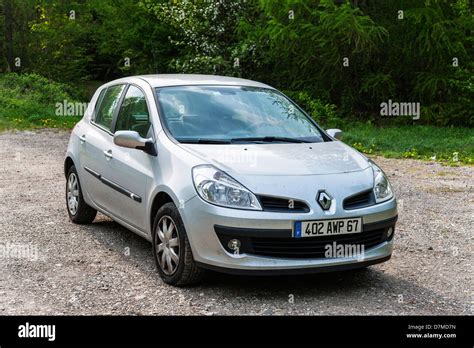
left=141, top=0, right=255, bottom=76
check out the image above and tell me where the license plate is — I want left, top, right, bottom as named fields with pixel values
left=294, top=218, right=362, bottom=238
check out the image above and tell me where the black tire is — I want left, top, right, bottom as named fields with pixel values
left=152, top=202, right=204, bottom=286
left=66, top=165, right=97, bottom=224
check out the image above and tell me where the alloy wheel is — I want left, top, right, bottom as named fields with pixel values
left=67, top=173, right=79, bottom=216
left=155, top=215, right=180, bottom=275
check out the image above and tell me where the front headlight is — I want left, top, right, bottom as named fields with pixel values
left=369, top=160, right=393, bottom=203
left=192, top=165, right=262, bottom=210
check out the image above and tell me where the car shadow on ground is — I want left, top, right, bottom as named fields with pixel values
left=78, top=216, right=471, bottom=315
left=83, top=216, right=398, bottom=294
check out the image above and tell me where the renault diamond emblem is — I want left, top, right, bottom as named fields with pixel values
left=317, top=190, right=332, bottom=211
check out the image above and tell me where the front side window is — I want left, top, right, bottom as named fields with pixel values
left=95, top=84, right=126, bottom=131
left=156, top=86, right=325, bottom=143
left=115, top=85, right=151, bottom=138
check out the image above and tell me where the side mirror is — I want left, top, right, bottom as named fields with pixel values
left=114, top=130, right=156, bottom=156
left=326, top=128, right=343, bottom=140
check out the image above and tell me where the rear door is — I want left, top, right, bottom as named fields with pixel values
left=79, top=84, right=126, bottom=211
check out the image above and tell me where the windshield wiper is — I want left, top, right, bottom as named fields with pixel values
left=230, top=136, right=310, bottom=143
left=176, top=138, right=232, bottom=144
left=177, top=136, right=310, bottom=144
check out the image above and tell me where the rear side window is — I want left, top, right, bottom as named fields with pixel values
left=94, top=84, right=125, bottom=131
left=115, top=85, right=151, bottom=138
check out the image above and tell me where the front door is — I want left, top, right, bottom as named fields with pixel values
left=100, top=85, right=154, bottom=231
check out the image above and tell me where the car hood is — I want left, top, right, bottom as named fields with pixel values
left=180, top=140, right=370, bottom=176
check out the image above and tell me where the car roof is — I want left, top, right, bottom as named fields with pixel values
left=133, top=74, right=274, bottom=89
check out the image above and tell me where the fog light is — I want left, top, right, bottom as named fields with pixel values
left=227, top=239, right=241, bottom=251
left=387, top=227, right=393, bottom=238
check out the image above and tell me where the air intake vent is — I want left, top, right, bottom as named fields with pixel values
left=259, top=196, right=310, bottom=213
left=250, top=229, right=385, bottom=258
left=343, top=189, right=375, bottom=210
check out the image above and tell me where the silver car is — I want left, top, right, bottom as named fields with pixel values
left=65, top=74, right=397, bottom=286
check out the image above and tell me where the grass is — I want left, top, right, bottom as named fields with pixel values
left=343, top=123, right=474, bottom=165
left=0, top=115, right=82, bottom=131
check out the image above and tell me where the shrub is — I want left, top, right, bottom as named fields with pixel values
left=0, top=73, right=83, bottom=129
left=284, top=90, right=342, bottom=128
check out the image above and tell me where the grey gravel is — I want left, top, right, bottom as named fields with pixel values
left=0, top=130, right=472, bottom=315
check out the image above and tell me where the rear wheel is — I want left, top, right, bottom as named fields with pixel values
left=152, top=202, right=204, bottom=286
left=66, top=165, right=97, bottom=224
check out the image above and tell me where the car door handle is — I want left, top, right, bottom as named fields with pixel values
left=79, top=135, right=86, bottom=144
left=103, top=150, right=113, bottom=160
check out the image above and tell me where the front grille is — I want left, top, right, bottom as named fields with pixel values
left=259, top=195, right=310, bottom=213
left=343, top=189, right=375, bottom=210
left=250, top=228, right=385, bottom=259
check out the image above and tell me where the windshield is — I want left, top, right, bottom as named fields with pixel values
left=155, top=86, right=326, bottom=144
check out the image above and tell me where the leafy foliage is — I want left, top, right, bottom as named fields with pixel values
left=1, top=0, right=174, bottom=81
left=0, top=0, right=472, bottom=126
left=284, top=90, right=342, bottom=128
left=141, top=0, right=253, bottom=75
left=0, top=73, right=81, bottom=129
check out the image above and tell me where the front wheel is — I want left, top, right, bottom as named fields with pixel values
left=152, top=202, right=204, bottom=286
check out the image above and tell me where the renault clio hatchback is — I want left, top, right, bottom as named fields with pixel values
left=65, top=74, right=397, bottom=286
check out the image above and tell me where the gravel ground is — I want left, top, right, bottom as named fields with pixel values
left=0, top=130, right=472, bottom=315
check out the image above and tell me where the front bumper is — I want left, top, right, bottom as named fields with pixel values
left=181, top=195, right=397, bottom=273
